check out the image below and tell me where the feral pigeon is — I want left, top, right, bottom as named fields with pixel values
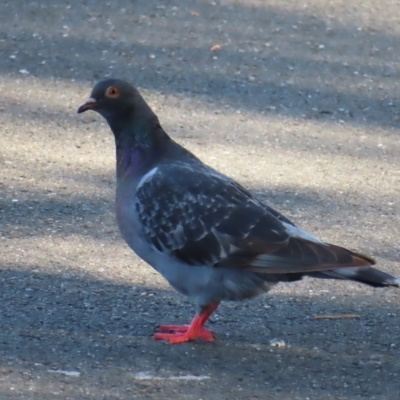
left=78, top=79, right=399, bottom=344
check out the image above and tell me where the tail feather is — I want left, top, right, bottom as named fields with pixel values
left=251, top=239, right=399, bottom=288
left=320, top=267, right=400, bottom=288
left=302, top=242, right=400, bottom=288
left=233, top=233, right=399, bottom=287
left=248, top=240, right=377, bottom=274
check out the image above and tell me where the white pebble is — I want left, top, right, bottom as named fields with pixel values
left=270, top=338, right=286, bottom=348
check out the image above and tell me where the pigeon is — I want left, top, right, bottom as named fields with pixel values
left=78, top=79, right=399, bottom=344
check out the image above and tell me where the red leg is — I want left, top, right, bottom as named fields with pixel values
left=154, top=302, right=220, bottom=344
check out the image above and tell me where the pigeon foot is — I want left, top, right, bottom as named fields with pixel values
left=153, top=302, right=219, bottom=344
left=154, top=324, right=215, bottom=343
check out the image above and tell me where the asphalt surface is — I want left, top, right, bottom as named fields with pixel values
left=0, top=0, right=399, bottom=399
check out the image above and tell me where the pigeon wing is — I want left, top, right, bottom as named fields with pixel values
left=135, top=163, right=373, bottom=273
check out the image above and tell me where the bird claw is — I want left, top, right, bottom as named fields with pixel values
left=154, top=325, right=215, bottom=343
left=156, top=324, right=191, bottom=333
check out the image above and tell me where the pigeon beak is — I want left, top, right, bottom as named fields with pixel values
left=77, top=97, right=96, bottom=113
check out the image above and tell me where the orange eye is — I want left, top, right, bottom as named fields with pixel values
left=105, top=86, right=119, bottom=98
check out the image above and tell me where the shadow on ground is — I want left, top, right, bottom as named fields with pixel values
left=0, top=0, right=399, bottom=130
left=1, top=178, right=399, bottom=262
left=1, top=1, right=400, bottom=398
left=0, top=266, right=399, bottom=399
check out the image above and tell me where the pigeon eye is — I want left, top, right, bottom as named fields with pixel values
left=106, top=86, right=119, bottom=98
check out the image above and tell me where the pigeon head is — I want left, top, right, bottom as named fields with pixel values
left=78, top=80, right=175, bottom=178
left=77, top=79, right=156, bottom=136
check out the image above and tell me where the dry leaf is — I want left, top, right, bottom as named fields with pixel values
left=314, top=314, right=361, bottom=320
left=210, top=44, right=221, bottom=52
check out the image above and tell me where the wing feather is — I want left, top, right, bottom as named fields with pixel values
left=135, top=162, right=374, bottom=273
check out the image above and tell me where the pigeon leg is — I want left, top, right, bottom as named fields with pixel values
left=154, top=302, right=220, bottom=344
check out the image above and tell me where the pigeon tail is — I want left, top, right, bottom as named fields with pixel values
left=246, top=240, right=375, bottom=274
left=318, top=266, right=400, bottom=288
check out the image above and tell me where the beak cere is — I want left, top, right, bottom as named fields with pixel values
left=77, top=97, right=96, bottom=113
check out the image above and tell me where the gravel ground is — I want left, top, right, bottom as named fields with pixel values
left=0, top=0, right=399, bottom=399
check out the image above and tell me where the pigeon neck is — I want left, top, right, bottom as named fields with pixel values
left=114, top=120, right=170, bottom=180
